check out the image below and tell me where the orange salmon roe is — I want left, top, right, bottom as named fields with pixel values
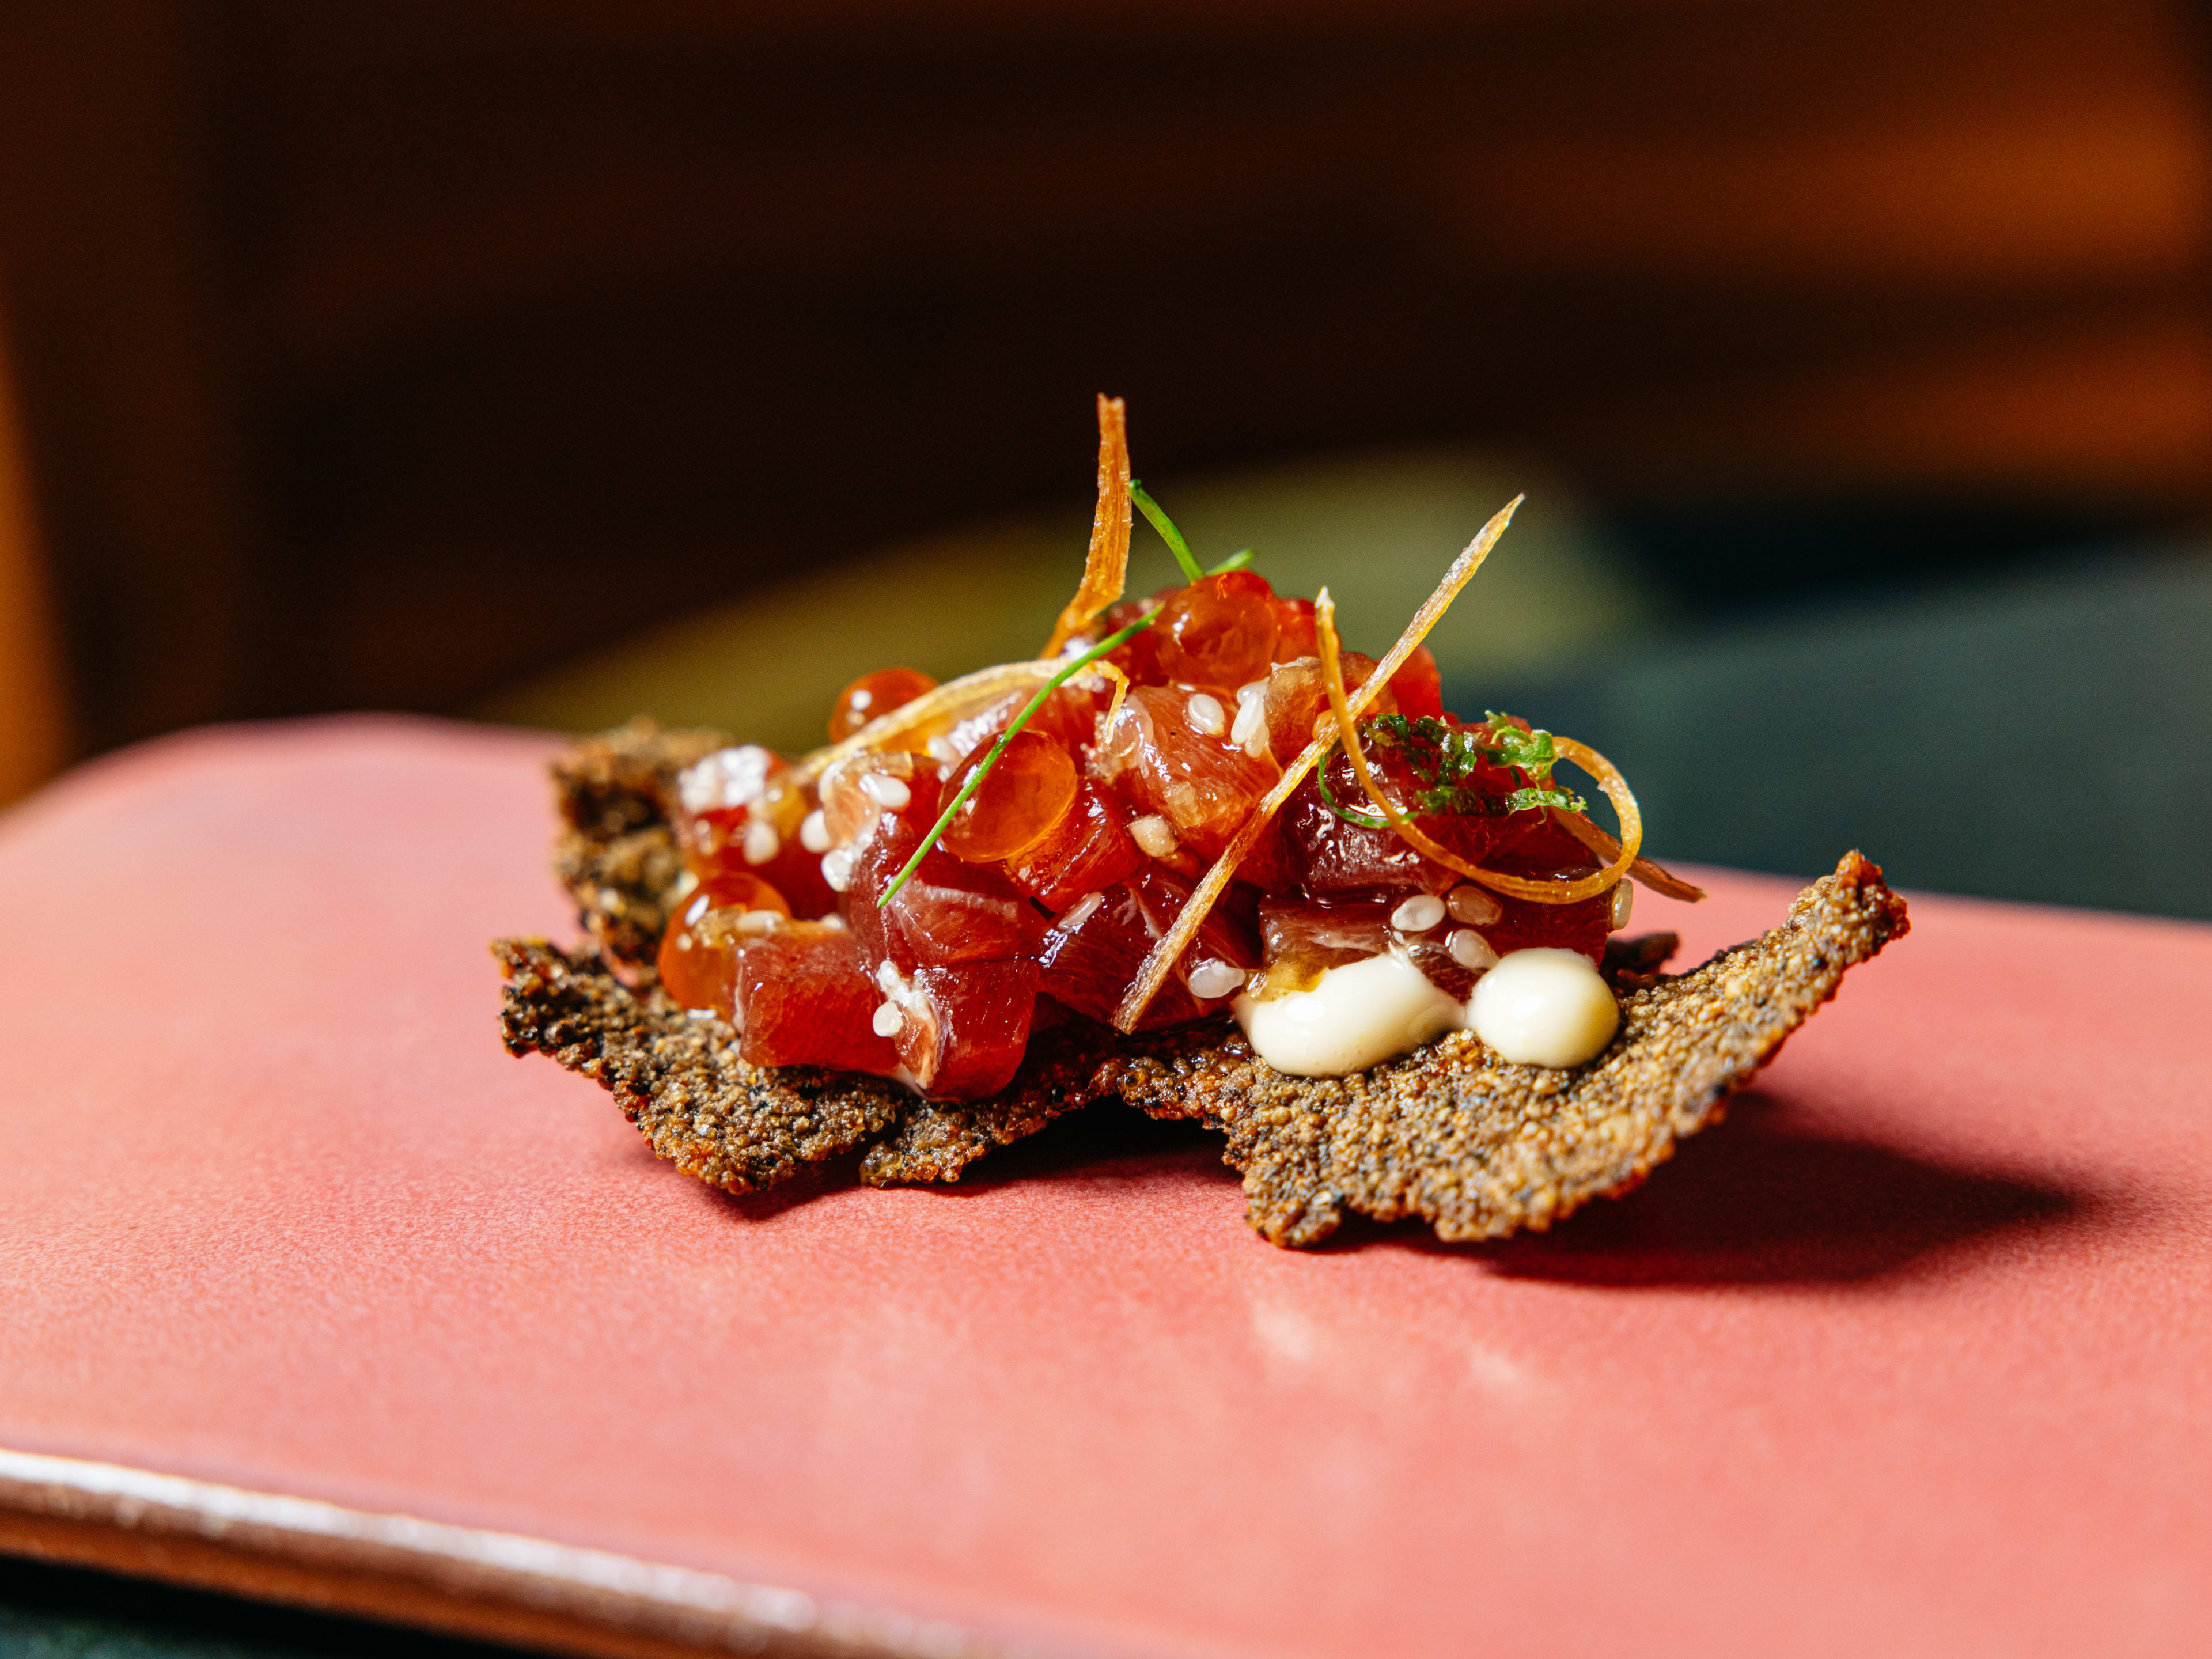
left=829, top=666, right=937, bottom=742
left=941, top=729, right=1079, bottom=862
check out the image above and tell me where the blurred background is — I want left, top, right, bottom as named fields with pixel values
left=2, top=0, right=2209, bottom=916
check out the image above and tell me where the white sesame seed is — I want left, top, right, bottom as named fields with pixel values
left=1446, top=884, right=1503, bottom=926
left=1129, top=815, right=1178, bottom=859
left=1391, top=893, right=1447, bottom=934
left=875, top=960, right=905, bottom=997
left=1609, top=880, right=1635, bottom=931
left=798, top=809, right=831, bottom=853
left=871, top=1002, right=905, bottom=1037
left=817, top=912, right=847, bottom=930
left=926, top=735, right=960, bottom=763
left=1186, top=959, right=1244, bottom=1000
left=1230, top=695, right=1268, bottom=751
left=1236, top=679, right=1268, bottom=706
left=743, top=818, right=781, bottom=865
left=680, top=744, right=779, bottom=815
left=821, top=847, right=856, bottom=892
left=1447, top=928, right=1499, bottom=971
left=1186, top=692, right=1226, bottom=737
left=859, top=772, right=911, bottom=810
left=734, top=910, right=783, bottom=934
left=1055, top=891, right=1105, bottom=931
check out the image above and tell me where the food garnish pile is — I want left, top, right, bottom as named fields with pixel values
left=496, top=398, right=1908, bottom=1247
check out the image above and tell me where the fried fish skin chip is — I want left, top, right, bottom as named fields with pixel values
left=551, top=718, right=729, bottom=974
left=495, top=937, right=906, bottom=1192
left=1094, top=852, right=1909, bottom=1247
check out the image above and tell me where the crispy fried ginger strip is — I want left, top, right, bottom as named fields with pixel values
left=1044, top=394, right=1132, bottom=656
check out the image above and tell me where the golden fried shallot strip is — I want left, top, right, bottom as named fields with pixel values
left=1044, top=395, right=1132, bottom=656
left=1550, top=808, right=1706, bottom=902
left=1315, top=589, right=1644, bottom=907
left=793, top=661, right=1057, bottom=787
left=1110, top=496, right=1521, bottom=1032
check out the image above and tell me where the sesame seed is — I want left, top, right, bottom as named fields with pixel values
left=871, top=1003, right=905, bottom=1037
left=1448, top=928, right=1498, bottom=971
left=1446, top=884, right=1503, bottom=926
left=1230, top=695, right=1268, bottom=751
left=1391, top=893, right=1447, bottom=933
left=1055, top=891, right=1105, bottom=931
left=1187, top=692, right=1227, bottom=737
left=1609, top=881, right=1635, bottom=931
left=743, top=819, right=781, bottom=865
left=1186, top=959, right=1244, bottom=1000
left=1129, top=815, right=1178, bottom=859
left=859, top=771, right=911, bottom=809
left=821, top=847, right=856, bottom=892
left=798, top=809, right=831, bottom=853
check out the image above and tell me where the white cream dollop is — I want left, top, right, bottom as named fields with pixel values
left=1467, top=948, right=1619, bottom=1068
left=1233, top=953, right=1468, bottom=1077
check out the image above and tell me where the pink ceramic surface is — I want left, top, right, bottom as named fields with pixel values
left=1, top=717, right=2208, bottom=1656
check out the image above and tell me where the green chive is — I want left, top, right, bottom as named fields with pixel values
left=878, top=611, right=1161, bottom=907
left=1130, top=480, right=1203, bottom=581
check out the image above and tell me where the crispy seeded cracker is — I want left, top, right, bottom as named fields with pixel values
left=496, top=937, right=908, bottom=1190
left=551, top=718, right=728, bottom=972
left=503, top=726, right=1908, bottom=1247
left=496, top=938, right=1139, bottom=1191
left=1097, top=853, right=1909, bottom=1246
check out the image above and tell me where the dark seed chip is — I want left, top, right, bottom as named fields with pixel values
left=501, top=726, right=1911, bottom=1249
left=1096, top=853, right=1909, bottom=1247
left=551, top=718, right=729, bottom=974
left=495, top=937, right=904, bottom=1191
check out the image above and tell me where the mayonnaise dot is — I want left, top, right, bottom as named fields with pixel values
left=1468, top=948, right=1619, bottom=1068
left=1234, top=953, right=1466, bottom=1077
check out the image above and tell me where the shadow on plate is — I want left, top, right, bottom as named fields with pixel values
left=1354, top=1099, right=2092, bottom=1287
left=707, top=1093, right=2091, bottom=1291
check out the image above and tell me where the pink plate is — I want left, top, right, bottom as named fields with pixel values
left=1, top=717, right=2207, bottom=1657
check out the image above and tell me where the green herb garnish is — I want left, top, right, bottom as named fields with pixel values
left=1130, top=480, right=1203, bottom=582
left=1316, top=711, right=1586, bottom=831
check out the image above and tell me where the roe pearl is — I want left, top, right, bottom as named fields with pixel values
left=743, top=818, right=781, bottom=866
left=1446, top=884, right=1502, bottom=926
left=1446, top=928, right=1498, bottom=971
left=1391, top=893, right=1446, bottom=934
left=798, top=809, right=831, bottom=854
left=858, top=771, right=911, bottom=810
left=1187, top=959, right=1244, bottom=1001
left=1187, top=692, right=1228, bottom=737
left=871, top=1002, right=905, bottom=1037
left=1468, top=948, right=1619, bottom=1068
left=1609, top=880, right=1635, bottom=931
